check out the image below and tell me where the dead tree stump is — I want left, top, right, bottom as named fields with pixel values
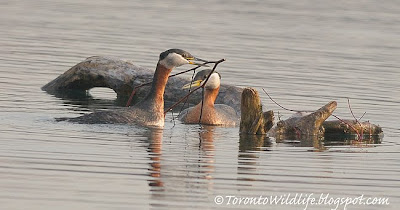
left=240, top=88, right=274, bottom=135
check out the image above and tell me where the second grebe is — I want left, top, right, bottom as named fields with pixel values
left=178, top=70, right=239, bottom=126
left=67, top=49, right=206, bottom=127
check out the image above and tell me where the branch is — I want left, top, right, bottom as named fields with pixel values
left=164, top=59, right=226, bottom=115
left=126, top=60, right=222, bottom=107
left=261, top=88, right=312, bottom=113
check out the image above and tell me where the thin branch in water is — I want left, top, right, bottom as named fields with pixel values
left=125, top=60, right=219, bottom=107
left=331, top=114, right=361, bottom=139
left=368, top=120, right=372, bottom=140
left=347, top=98, right=365, bottom=140
left=170, top=110, right=176, bottom=127
left=262, top=88, right=363, bottom=140
left=178, top=69, right=197, bottom=115
left=198, top=86, right=205, bottom=124
left=125, top=83, right=148, bottom=107
left=347, top=98, right=359, bottom=124
left=164, top=59, right=226, bottom=115
left=358, top=112, right=366, bottom=121
left=261, top=88, right=312, bottom=113
left=196, top=60, right=226, bottom=124
left=164, top=85, right=203, bottom=115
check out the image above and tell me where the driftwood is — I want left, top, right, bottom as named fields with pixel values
left=42, top=56, right=242, bottom=113
left=239, top=88, right=338, bottom=137
left=323, top=120, right=383, bottom=136
left=238, top=88, right=383, bottom=140
left=43, top=57, right=383, bottom=140
left=273, top=101, right=338, bottom=137
left=239, top=88, right=274, bottom=134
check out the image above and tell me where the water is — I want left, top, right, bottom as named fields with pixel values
left=0, top=0, right=399, bottom=209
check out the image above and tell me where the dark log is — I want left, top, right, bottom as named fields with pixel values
left=323, top=120, right=383, bottom=136
left=273, top=101, right=337, bottom=137
left=239, top=88, right=274, bottom=134
left=42, top=56, right=242, bottom=113
left=43, top=57, right=384, bottom=139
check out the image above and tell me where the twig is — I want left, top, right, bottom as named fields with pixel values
left=261, top=88, right=312, bottom=113
left=277, top=111, right=281, bottom=121
left=368, top=120, right=372, bottom=139
left=178, top=69, right=197, bottom=115
left=125, top=83, right=148, bottom=107
left=199, top=86, right=205, bottom=124
left=331, top=114, right=361, bottom=139
left=347, top=98, right=364, bottom=140
left=125, top=61, right=218, bottom=107
left=164, top=59, right=226, bottom=115
left=170, top=111, right=176, bottom=127
left=358, top=112, right=366, bottom=121
left=163, top=85, right=203, bottom=115
left=347, top=98, right=359, bottom=124
left=196, top=59, right=227, bottom=124
left=262, top=88, right=363, bottom=139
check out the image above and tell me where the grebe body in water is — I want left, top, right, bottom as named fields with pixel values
left=179, top=70, right=239, bottom=126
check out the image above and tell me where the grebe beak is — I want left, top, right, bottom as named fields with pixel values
left=187, top=57, right=209, bottom=66
left=182, top=79, right=203, bottom=89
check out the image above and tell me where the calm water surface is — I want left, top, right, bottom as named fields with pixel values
left=0, top=0, right=399, bottom=209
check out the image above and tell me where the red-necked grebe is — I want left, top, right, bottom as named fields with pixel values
left=179, top=70, right=239, bottom=126
left=66, top=49, right=206, bottom=127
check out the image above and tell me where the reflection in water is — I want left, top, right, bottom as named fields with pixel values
left=275, top=134, right=327, bottom=152
left=275, top=133, right=383, bottom=152
left=198, top=126, right=216, bottom=180
left=142, top=126, right=217, bottom=203
left=324, top=134, right=383, bottom=145
left=47, top=88, right=127, bottom=114
left=146, top=128, right=164, bottom=189
left=239, top=134, right=272, bottom=153
left=237, top=135, right=272, bottom=183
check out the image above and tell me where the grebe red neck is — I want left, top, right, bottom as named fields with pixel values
left=203, top=86, right=220, bottom=107
left=143, top=63, right=172, bottom=112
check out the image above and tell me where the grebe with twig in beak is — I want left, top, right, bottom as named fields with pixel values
left=66, top=49, right=207, bottom=127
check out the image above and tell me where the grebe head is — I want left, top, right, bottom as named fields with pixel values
left=158, top=49, right=207, bottom=69
left=182, top=69, right=221, bottom=90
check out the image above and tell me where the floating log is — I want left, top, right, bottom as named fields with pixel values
left=42, top=56, right=242, bottom=113
left=239, top=87, right=274, bottom=134
left=273, top=101, right=337, bottom=137
left=323, top=120, right=383, bottom=136
left=43, top=57, right=384, bottom=140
